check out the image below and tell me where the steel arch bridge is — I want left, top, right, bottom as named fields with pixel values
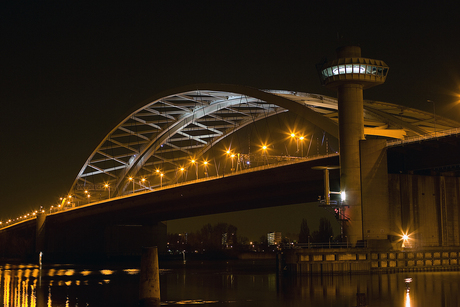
left=69, top=83, right=460, bottom=201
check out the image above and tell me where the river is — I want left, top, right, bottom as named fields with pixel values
left=1, top=260, right=459, bottom=306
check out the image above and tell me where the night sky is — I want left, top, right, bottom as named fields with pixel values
left=2, top=2, right=460, bottom=241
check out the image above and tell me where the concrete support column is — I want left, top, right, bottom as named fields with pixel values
left=139, top=246, right=161, bottom=306
left=338, top=83, right=364, bottom=246
left=319, top=45, right=388, bottom=247
left=36, top=212, right=46, bottom=254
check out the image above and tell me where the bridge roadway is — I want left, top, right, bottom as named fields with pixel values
left=2, top=132, right=459, bottom=262
left=1, top=154, right=340, bottom=262
left=50, top=154, right=339, bottom=224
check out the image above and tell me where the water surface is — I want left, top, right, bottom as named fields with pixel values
left=1, top=260, right=458, bottom=306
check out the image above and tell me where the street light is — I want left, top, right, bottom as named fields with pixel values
left=140, top=178, right=147, bottom=190
left=230, top=154, right=235, bottom=172
left=104, top=183, right=111, bottom=199
left=299, top=136, right=305, bottom=157
left=179, top=167, right=185, bottom=183
left=160, top=173, right=164, bottom=187
left=402, top=233, right=410, bottom=248
left=262, top=145, right=268, bottom=165
left=128, top=176, right=135, bottom=194
left=203, top=161, right=209, bottom=177
left=191, top=158, right=198, bottom=179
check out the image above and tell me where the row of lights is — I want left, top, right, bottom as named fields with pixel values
left=0, top=209, right=45, bottom=228
left=1, top=137, right=309, bottom=226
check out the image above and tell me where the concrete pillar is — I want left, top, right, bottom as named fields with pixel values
left=319, top=46, right=388, bottom=246
left=35, top=212, right=46, bottom=254
left=360, top=139, right=390, bottom=242
left=338, top=83, right=364, bottom=245
left=139, top=246, right=161, bottom=306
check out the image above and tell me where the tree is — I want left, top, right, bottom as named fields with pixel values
left=298, top=218, right=310, bottom=243
left=317, top=217, right=334, bottom=243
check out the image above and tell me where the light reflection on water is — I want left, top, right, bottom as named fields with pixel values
left=0, top=261, right=459, bottom=306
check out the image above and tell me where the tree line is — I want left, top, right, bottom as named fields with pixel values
left=167, top=217, right=337, bottom=254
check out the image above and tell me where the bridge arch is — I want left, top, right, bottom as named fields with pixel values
left=69, top=83, right=460, bottom=200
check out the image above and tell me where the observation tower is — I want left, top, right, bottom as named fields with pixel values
left=318, top=46, right=389, bottom=245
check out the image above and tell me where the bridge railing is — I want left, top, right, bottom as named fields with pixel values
left=134, top=152, right=339, bottom=192
left=387, top=128, right=460, bottom=147
left=289, top=241, right=368, bottom=249
left=0, top=153, right=339, bottom=228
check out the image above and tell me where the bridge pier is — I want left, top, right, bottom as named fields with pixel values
left=337, top=81, right=365, bottom=246
left=35, top=212, right=46, bottom=255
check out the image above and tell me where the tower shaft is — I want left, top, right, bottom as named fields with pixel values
left=338, top=83, right=364, bottom=244
left=319, top=46, right=389, bottom=246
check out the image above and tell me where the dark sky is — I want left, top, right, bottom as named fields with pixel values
left=1, top=2, right=460, bottom=240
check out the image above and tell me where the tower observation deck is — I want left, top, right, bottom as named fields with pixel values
left=319, top=46, right=389, bottom=246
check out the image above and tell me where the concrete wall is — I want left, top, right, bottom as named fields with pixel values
left=360, top=139, right=390, bottom=241
left=388, top=174, right=460, bottom=248
left=359, top=139, right=460, bottom=249
left=284, top=248, right=460, bottom=275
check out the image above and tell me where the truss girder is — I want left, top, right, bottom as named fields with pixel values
left=69, top=84, right=460, bottom=198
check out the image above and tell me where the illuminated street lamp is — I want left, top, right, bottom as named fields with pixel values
left=104, top=183, right=111, bottom=199
left=160, top=173, right=164, bottom=188
left=299, top=136, right=305, bottom=157
left=179, top=167, right=185, bottom=183
left=230, top=154, right=235, bottom=172
left=203, top=161, right=209, bottom=177
left=191, top=158, right=198, bottom=179
left=225, top=149, right=234, bottom=173
left=402, top=233, right=410, bottom=248
left=128, top=176, right=135, bottom=194
left=140, top=178, right=150, bottom=190
left=262, top=145, right=268, bottom=165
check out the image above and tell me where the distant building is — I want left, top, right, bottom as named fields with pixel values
left=222, top=232, right=236, bottom=249
left=267, top=232, right=282, bottom=246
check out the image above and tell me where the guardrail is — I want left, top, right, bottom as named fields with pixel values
left=387, top=128, right=460, bottom=147
left=1, top=153, right=339, bottom=229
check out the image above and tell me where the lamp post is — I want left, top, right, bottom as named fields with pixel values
left=140, top=178, right=147, bottom=190
left=191, top=159, right=198, bottom=179
left=104, top=183, right=111, bottom=199
left=203, top=161, right=208, bottom=177
left=299, top=136, right=305, bottom=157
left=160, top=173, right=164, bottom=188
left=129, top=177, right=134, bottom=194
left=427, top=99, right=436, bottom=137
left=230, top=154, right=235, bottom=172
left=180, top=167, right=185, bottom=183
left=262, top=145, right=268, bottom=165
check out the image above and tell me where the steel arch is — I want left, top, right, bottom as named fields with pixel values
left=69, top=83, right=460, bottom=200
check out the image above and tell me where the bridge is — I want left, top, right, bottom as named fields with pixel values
left=1, top=82, right=460, bottom=262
